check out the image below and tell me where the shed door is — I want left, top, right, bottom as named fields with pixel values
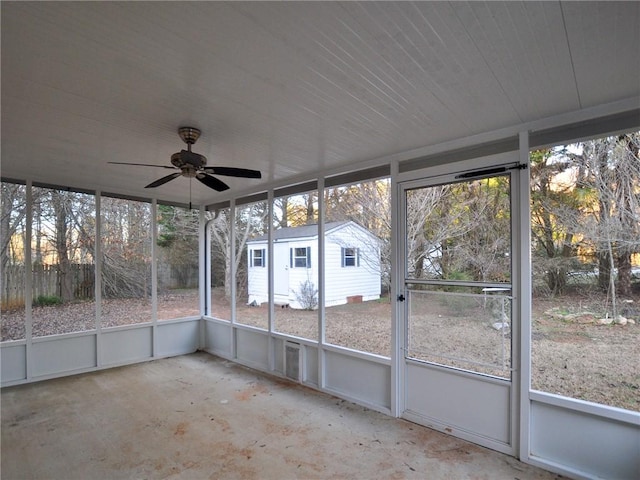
left=274, top=242, right=289, bottom=297
left=399, top=159, right=521, bottom=455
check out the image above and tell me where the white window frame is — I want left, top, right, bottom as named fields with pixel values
left=291, top=246, right=311, bottom=268
left=341, top=247, right=359, bottom=267
left=250, top=248, right=266, bottom=267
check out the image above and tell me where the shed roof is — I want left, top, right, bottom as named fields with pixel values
left=248, top=221, right=351, bottom=243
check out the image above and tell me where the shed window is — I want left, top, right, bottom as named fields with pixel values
left=250, top=248, right=265, bottom=267
left=290, top=247, right=311, bottom=268
left=341, top=247, right=359, bottom=267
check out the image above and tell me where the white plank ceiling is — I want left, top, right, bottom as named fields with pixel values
left=2, top=1, right=639, bottom=205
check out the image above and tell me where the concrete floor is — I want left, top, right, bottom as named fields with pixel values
left=1, top=352, right=562, bottom=480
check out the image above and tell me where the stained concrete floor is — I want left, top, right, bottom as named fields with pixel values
left=1, top=352, right=563, bottom=480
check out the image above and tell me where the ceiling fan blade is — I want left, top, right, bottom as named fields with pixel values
left=108, top=161, right=177, bottom=169
left=145, top=172, right=182, bottom=188
left=196, top=173, right=230, bottom=192
left=202, top=166, right=262, bottom=178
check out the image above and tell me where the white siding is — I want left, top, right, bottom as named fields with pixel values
left=324, top=225, right=381, bottom=307
left=287, top=240, right=318, bottom=309
left=246, top=222, right=381, bottom=309
left=247, top=241, right=269, bottom=305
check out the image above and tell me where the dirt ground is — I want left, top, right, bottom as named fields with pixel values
left=2, top=288, right=638, bottom=411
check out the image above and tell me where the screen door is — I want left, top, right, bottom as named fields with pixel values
left=399, top=161, right=521, bottom=454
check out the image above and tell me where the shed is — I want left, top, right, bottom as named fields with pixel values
left=247, top=221, right=381, bottom=309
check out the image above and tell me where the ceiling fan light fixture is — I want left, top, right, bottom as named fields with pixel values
left=181, top=165, right=199, bottom=178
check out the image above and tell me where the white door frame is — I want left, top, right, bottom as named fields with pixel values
left=395, top=151, right=524, bottom=455
left=274, top=242, right=290, bottom=298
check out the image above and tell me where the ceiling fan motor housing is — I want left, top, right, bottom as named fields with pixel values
left=171, top=150, right=207, bottom=169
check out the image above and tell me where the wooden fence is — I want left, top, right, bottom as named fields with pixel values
left=2, top=263, right=199, bottom=308
left=2, top=264, right=94, bottom=308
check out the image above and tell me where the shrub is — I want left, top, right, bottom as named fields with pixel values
left=292, top=280, right=318, bottom=310
left=33, top=295, right=63, bottom=307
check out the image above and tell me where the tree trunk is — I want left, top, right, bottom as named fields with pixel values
left=413, top=243, right=424, bottom=279
left=613, top=134, right=638, bottom=299
left=597, top=250, right=612, bottom=293
left=279, top=198, right=289, bottom=228
left=305, top=193, right=315, bottom=224
left=224, top=244, right=232, bottom=299
left=547, top=267, right=567, bottom=296
left=616, top=253, right=632, bottom=298
left=52, top=192, right=73, bottom=302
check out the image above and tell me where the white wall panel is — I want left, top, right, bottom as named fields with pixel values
left=530, top=399, right=640, bottom=480
left=157, top=321, right=199, bottom=357
left=32, top=335, right=96, bottom=377
left=236, top=328, right=269, bottom=368
left=204, top=320, right=232, bottom=356
left=304, top=345, right=318, bottom=386
left=272, top=337, right=284, bottom=374
left=1, top=344, right=27, bottom=383
left=405, top=363, right=511, bottom=450
left=101, top=327, right=152, bottom=366
left=325, top=350, right=391, bottom=410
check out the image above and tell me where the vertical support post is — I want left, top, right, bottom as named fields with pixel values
left=317, top=177, right=325, bottom=389
left=25, top=180, right=33, bottom=380
left=199, top=205, right=206, bottom=351
left=202, top=213, right=212, bottom=351
left=151, top=199, right=158, bottom=357
left=267, top=190, right=275, bottom=371
left=390, top=160, right=402, bottom=417
left=229, top=200, right=237, bottom=359
left=518, top=130, right=532, bottom=461
left=95, top=191, right=102, bottom=367
left=198, top=205, right=206, bottom=317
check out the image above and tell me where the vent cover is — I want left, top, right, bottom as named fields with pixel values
left=285, top=342, right=301, bottom=382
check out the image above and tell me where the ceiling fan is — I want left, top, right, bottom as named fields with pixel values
left=108, top=127, right=261, bottom=192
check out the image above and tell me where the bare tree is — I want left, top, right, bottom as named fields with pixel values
left=611, top=134, right=640, bottom=298
left=156, top=205, right=199, bottom=291
left=532, top=133, right=640, bottom=318
left=324, top=179, right=391, bottom=293
left=530, top=149, right=580, bottom=295
left=50, top=190, right=74, bottom=302
left=0, top=183, right=26, bottom=273
left=455, top=177, right=511, bottom=282
left=274, top=193, right=317, bottom=228
left=1, top=183, right=27, bottom=307
left=235, top=202, right=268, bottom=300
left=209, top=202, right=268, bottom=300
left=577, top=134, right=640, bottom=316
left=101, top=197, right=151, bottom=298
left=209, top=208, right=232, bottom=296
